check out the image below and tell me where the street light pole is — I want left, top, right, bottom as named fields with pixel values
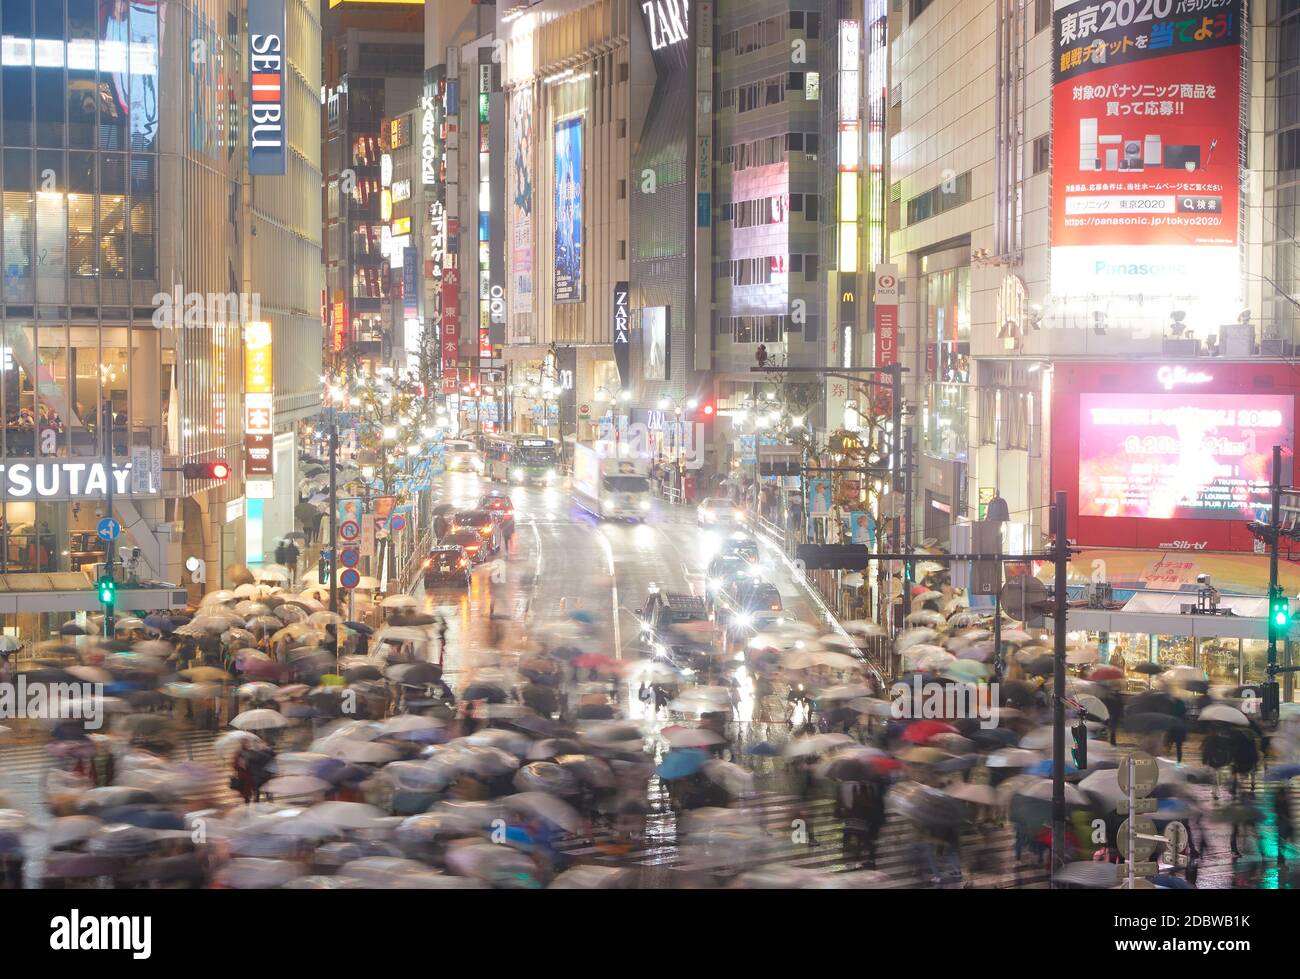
left=102, top=399, right=116, bottom=640
left=328, top=405, right=339, bottom=661
left=1051, top=489, right=1069, bottom=883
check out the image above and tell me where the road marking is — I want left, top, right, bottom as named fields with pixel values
left=599, top=528, right=622, bottom=659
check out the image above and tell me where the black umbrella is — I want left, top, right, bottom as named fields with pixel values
left=1122, top=712, right=1185, bottom=735
left=1133, top=662, right=1164, bottom=676
left=343, top=665, right=383, bottom=683
left=390, top=613, right=438, bottom=627
left=462, top=682, right=507, bottom=703
left=1129, top=691, right=1179, bottom=716
left=999, top=680, right=1038, bottom=708
left=344, top=621, right=374, bottom=635
left=1021, top=655, right=1055, bottom=677
left=390, top=662, right=443, bottom=686
left=521, top=684, right=559, bottom=716
left=825, top=757, right=877, bottom=782
left=60, top=622, right=89, bottom=636
left=577, top=703, right=617, bottom=720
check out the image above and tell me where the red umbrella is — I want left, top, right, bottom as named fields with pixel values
left=573, top=653, right=623, bottom=675
left=1088, top=665, right=1124, bottom=681
left=901, top=719, right=959, bottom=744
left=870, top=756, right=904, bottom=775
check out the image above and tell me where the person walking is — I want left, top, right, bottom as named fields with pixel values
left=1275, top=783, right=1294, bottom=864
left=295, top=500, right=320, bottom=545
left=283, top=538, right=301, bottom=581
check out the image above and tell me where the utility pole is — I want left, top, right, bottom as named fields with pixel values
left=328, top=408, right=339, bottom=661
left=1051, top=489, right=1069, bottom=883
left=101, top=400, right=116, bottom=640
left=1267, top=443, right=1284, bottom=721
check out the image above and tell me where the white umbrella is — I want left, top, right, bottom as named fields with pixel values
left=702, top=759, right=756, bottom=794
left=262, top=775, right=331, bottom=798
left=784, top=733, right=854, bottom=757
left=200, top=590, right=238, bottom=606
left=502, top=792, right=584, bottom=832
left=214, top=730, right=268, bottom=760
left=380, top=714, right=445, bottom=736
left=231, top=708, right=291, bottom=732
left=945, top=783, right=997, bottom=805
left=1016, top=779, right=1087, bottom=806
left=327, top=740, right=400, bottom=764
left=304, top=801, right=390, bottom=829
left=1200, top=703, right=1250, bottom=726
left=842, top=620, right=886, bottom=638
left=663, top=728, right=726, bottom=748
left=895, top=628, right=940, bottom=653
left=382, top=594, right=419, bottom=609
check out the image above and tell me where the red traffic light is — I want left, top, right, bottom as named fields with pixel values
left=183, top=460, right=231, bottom=480
left=701, top=404, right=715, bottom=416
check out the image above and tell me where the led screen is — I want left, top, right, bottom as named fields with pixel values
left=1078, top=392, right=1294, bottom=520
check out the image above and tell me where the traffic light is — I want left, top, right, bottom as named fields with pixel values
left=1070, top=721, right=1088, bottom=770
left=182, top=460, right=231, bottom=480
left=700, top=403, right=714, bottom=417
left=1270, top=591, right=1291, bottom=641
left=96, top=574, right=116, bottom=608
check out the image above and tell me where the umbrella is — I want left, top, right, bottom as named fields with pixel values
left=901, top=720, right=958, bottom=744
left=784, top=733, right=854, bottom=757
left=1199, top=703, right=1250, bottom=727
left=305, top=801, right=390, bottom=829
left=180, top=666, right=232, bottom=682
left=945, top=783, right=998, bottom=805
left=443, top=843, right=541, bottom=888
left=262, top=775, right=332, bottom=798
left=231, top=708, right=291, bottom=731
left=513, top=762, right=580, bottom=795
left=702, top=759, right=755, bottom=794
left=1133, top=662, right=1164, bottom=676
left=1055, top=862, right=1123, bottom=888
left=1016, top=780, right=1087, bottom=806
left=1088, top=665, right=1124, bottom=681
left=502, top=792, right=584, bottom=832
left=328, top=740, right=400, bottom=765
left=662, top=727, right=727, bottom=748
left=381, top=595, right=419, bottom=609
left=214, top=858, right=304, bottom=889
left=655, top=748, right=709, bottom=780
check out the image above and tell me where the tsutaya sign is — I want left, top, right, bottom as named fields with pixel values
left=0, top=462, right=157, bottom=501
left=642, top=0, right=689, bottom=50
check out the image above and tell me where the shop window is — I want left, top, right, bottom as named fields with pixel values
left=1242, top=639, right=1269, bottom=687
left=1154, top=635, right=1194, bottom=670
left=1, top=324, right=36, bottom=458
left=99, top=154, right=127, bottom=278
left=37, top=330, right=68, bottom=458
left=70, top=330, right=100, bottom=456
left=1199, top=637, right=1240, bottom=688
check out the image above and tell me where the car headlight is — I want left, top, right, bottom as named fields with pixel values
left=639, top=498, right=651, bottom=512
left=512, top=468, right=524, bottom=481
left=734, top=613, right=752, bottom=628
left=546, top=468, right=556, bottom=480
left=707, top=577, right=721, bottom=592
left=605, top=496, right=617, bottom=506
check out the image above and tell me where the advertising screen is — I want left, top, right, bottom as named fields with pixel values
left=1078, top=392, right=1294, bottom=521
left=1050, top=0, right=1241, bottom=300
left=553, top=116, right=584, bottom=303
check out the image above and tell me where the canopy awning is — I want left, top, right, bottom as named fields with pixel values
left=0, top=574, right=186, bottom=615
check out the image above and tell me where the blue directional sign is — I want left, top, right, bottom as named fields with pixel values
left=97, top=518, right=121, bottom=542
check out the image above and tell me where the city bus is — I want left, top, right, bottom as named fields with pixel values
left=483, top=434, right=560, bottom=485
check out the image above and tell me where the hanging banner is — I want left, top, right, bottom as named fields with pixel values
left=553, top=115, right=584, bottom=303
left=243, top=321, right=274, bottom=492
left=248, top=0, right=287, bottom=176
left=1050, top=0, right=1242, bottom=303
left=873, top=264, right=898, bottom=416
left=509, top=86, right=534, bottom=315
left=613, top=281, right=630, bottom=391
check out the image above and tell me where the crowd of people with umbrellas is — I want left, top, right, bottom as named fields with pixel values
left=0, top=573, right=1297, bottom=889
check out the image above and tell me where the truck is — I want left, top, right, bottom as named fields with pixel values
left=572, top=440, right=652, bottom=521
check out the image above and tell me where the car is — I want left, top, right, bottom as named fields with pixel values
left=714, top=577, right=784, bottom=640
left=705, top=554, right=751, bottom=604
left=697, top=496, right=745, bottom=529
left=477, top=492, right=516, bottom=537
left=449, top=509, right=502, bottom=556
left=444, top=528, right=489, bottom=564
left=636, top=588, right=713, bottom=668
left=717, top=531, right=760, bottom=565
left=444, top=439, right=483, bottom=474
left=423, top=545, right=472, bottom=589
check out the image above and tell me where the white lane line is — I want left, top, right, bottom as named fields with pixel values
left=598, top=528, right=622, bottom=659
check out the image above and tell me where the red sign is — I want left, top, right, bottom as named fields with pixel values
left=874, top=306, right=897, bottom=416
left=1051, top=0, right=1241, bottom=251
left=1052, top=361, right=1299, bottom=552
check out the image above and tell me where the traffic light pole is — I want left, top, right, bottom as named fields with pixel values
left=328, top=408, right=339, bottom=664
left=1051, top=489, right=1068, bottom=885
left=1267, top=443, right=1283, bottom=721
left=102, top=400, right=115, bottom=640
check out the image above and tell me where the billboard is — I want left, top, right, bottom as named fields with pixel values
left=100, top=0, right=164, bottom=153
left=643, top=306, right=668, bottom=380
left=553, top=116, right=584, bottom=303
left=509, top=87, right=534, bottom=314
left=1050, top=0, right=1241, bottom=301
left=248, top=0, right=287, bottom=176
left=1079, top=392, right=1293, bottom=521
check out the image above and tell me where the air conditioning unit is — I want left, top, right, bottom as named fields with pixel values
left=1161, top=338, right=1199, bottom=357
left=1220, top=323, right=1254, bottom=357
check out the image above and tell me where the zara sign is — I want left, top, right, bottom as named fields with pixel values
left=642, top=0, right=689, bottom=50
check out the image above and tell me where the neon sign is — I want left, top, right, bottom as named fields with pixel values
left=1156, top=365, right=1213, bottom=390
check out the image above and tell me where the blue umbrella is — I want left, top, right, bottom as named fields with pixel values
left=569, top=610, right=595, bottom=625
left=746, top=742, right=782, bottom=756
left=1265, top=763, right=1300, bottom=782
left=1026, top=759, right=1079, bottom=778
left=143, top=615, right=174, bottom=633
left=656, top=748, right=708, bottom=780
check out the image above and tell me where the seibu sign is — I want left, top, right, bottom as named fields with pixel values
left=0, top=462, right=156, bottom=500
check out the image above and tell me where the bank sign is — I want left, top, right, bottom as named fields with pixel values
left=249, top=0, right=287, bottom=176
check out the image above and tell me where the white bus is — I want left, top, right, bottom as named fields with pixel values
left=572, top=441, right=652, bottom=520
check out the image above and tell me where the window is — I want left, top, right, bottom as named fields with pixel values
left=807, top=12, right=821, bottom=37
left=805, top=133, right=819, bottom=155
left=618, top=62, right=629, bottom=82
left=790, top=193, right=804, bottom=212
left=1034, top=0, right=1052, bottom=33
left=787, top=132, right=804, bottom=151
left=788, top=72, right=805, bottom=91
left=806, top=195, right=820, bottom=221
left=909, top=0, right=935, bottom=19
left=617, top=240, right=626, bottom=260
left=907, top=171, right=972, bottom=224
left=791, top=254, right=804, bottom=272
left=1032, top=134, right=1050, bottom=175
left=617, top=118, right=627, bottom=138
left=805, top=254, right=819, bottom=281
left=789, top=11, right=805, bottom=28
left=618, top=179, right=627, bottom=199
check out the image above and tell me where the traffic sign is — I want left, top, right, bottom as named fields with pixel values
left=1116, top=797, right=1158, bottom=815
left=1163, top=821, right=1189, bottom=865
left=339, top=568, right=360, bottom=590
left=339, top=547, right=359, bottom=569
left=1118, top=751, right=1158, bottom=798
left=1126, top=861, right=1159, bottom=876
left=97, top=518, right=121, bottom=542
left=339, top=519, right=360, bottom=542
left=389, top=514, right=407, bottom=532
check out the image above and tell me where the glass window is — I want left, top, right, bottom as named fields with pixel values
left=1104, top=632, right=1151, bottom=684
left=99, top=154, right=127, bottom=278
left=36, top=149, right=67, bottom=302
left=37, top=327, right=68, bottom=458
left=99, top=0, right=130, bottom=150
left=69, top=326, right=99, bottom=456
left=1199, top=637, right=1240, bottom=688
left=2, top=0, right=34, bottom=146
left=67, top=0, right=98, bottom=149
left=1, top=324, right=36, bottom=458
left=68, top=151, right=97, bottom=277
left=3, top=149, right=35, bottom=303
left=130, top=154, right=155, bottom=277
left=102, top=345, right=129, bottom=457
left=2, top=501, right=39, bottom=573
left=1155, top=635, right=1194, bottom=670
left=1242, top=639, right=1269, bottom=687
left=129, top=0, right=160, bottom=152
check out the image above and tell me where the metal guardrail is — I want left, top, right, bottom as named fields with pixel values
left=399, top=527, right=433, bottom=592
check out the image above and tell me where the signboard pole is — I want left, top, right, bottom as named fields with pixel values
left=1051, top=490, right=1068, bottom=884
left=102, top=400, right=115, bottom=640
left=1267, top=443, right=1283, bottom=720
left=328, top=410, right=339, bottom=663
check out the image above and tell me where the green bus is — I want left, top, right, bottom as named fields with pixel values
left=483, top=434, right=560, bottom=485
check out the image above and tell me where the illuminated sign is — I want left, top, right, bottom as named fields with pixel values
left=248, top=0, right=286, bottom=176
left=1078, top=391, right=1294, bottom=521
left=391, top=179, right=411, bottom=202
left=0, top=462, right=155, bottom=500
left=389, top=116, right=411, bottom=150
left=244, top=320, right=274, bottom=492
left=642, top=0, right=689, bottom=50
left=391, top=216, right=411, bottom=237
left=1156, top=365, right=1213, bottom=390
left=381, top=153, right=392, bottom=187
left=613, top=280, right=630, bottom=392
left=421, top=95, right=437, bottom=186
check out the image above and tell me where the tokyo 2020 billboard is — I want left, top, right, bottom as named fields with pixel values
left=1050, top=0, right=1242, bottom=300
left=1079, top=392, right=1293, bottom=521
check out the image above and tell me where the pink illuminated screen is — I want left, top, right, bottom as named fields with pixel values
left=1078, top=392, right=1294, bottom=520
